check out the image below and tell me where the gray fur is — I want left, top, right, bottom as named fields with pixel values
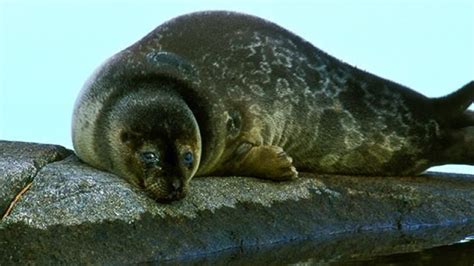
left=73, top=11, right=474, bottom=200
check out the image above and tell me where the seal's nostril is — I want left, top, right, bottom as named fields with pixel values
left=171, top=180, right=182, bottom=191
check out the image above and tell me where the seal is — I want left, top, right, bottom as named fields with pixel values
left=72, top=11, right=474, bottom=202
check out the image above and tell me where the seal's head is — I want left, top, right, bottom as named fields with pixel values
left=72, top=50, right=203, bottom=202
left=107, top=82, right=202, bottom=202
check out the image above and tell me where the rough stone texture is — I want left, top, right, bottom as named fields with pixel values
left=0, top=141, right=473, bottom=264
left=0, top=141, right=72, bottom=215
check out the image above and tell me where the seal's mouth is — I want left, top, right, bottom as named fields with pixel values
left=144, top=177, right=188, bottom=202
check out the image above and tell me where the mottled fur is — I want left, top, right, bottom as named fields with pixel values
left=72, top=11, right=474, bottom=201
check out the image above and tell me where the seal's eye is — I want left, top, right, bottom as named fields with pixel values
left=141, top=152, right=159, bottom=166
left=183, top=152, right=193, bottom=168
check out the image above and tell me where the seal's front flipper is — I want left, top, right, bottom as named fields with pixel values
left=232, top=143, right=298, bottom=180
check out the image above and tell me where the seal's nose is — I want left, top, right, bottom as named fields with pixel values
left=167, top=179, right=186, bottom=200
left=171, top=179, right=182, bottom=191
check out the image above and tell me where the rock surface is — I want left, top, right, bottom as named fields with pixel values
left=0, top=141, right=473, bottom=264
left=0, top=141, right=71, bottom=216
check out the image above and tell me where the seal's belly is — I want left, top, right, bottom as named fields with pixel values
left=279, top=114, right=431, bottom=175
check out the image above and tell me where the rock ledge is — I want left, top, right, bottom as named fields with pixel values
left=1, top=141, right=473, bottom=264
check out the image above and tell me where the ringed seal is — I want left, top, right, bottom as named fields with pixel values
left=72, top=11, right=474, bottom=202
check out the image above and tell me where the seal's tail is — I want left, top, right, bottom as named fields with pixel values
left=433, top=81, right=474, bottom=128
left=433, top=81, right=474, bottom=165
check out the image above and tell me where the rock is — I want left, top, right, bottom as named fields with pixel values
left=0, top=141, right=473, bottom=264
left=0, top=141, right=71, bottom=216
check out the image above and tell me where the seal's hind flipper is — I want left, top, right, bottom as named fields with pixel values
left=433, top=81, right=474, bottom=128
left=441, top=126, right=474, bottom=165
left=434, top=81, right=474, bottom=165
left=460, top=110, right=474, bottom=127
